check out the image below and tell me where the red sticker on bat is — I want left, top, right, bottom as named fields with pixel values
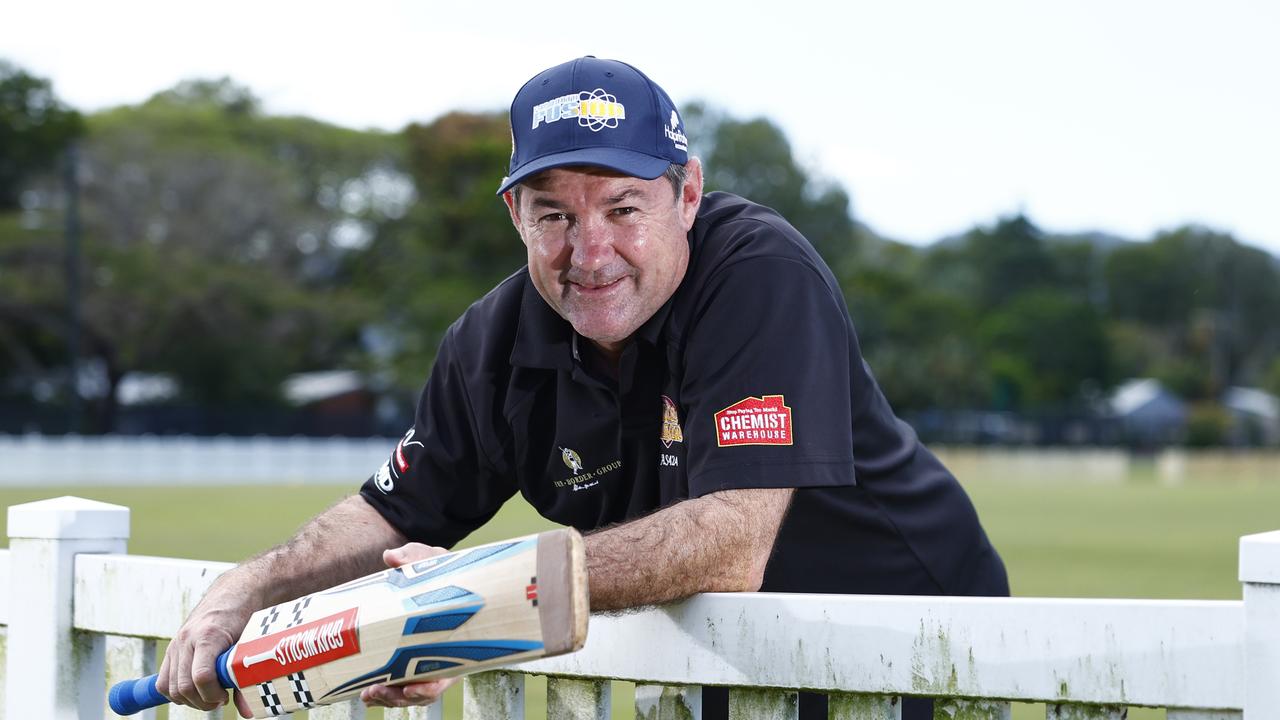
left=232, top=608, right=360, bottom=685
left=714, top=395, right=793, bottom=447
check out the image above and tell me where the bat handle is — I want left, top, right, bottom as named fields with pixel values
left=108, top=648, right=235, bottom=715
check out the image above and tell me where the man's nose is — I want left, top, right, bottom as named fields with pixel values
left=569, top=218, right=616, bottom=271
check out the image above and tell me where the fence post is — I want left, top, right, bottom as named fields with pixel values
left=4, top=496, right=129, bottom=720
left=1239, top=530, right=1280, bottom=720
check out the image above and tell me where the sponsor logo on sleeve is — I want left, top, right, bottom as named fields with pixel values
left=374, top=460, right=394, bottom=493
left=394, top=427, right=424, bottom=474
left=232, top=608, right=361, bottom=685
left=714, top=395, right=793, bottom=447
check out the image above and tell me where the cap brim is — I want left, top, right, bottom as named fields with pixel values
left=496, top=148, right=671, bottom=195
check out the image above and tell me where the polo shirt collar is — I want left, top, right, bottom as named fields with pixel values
left=510, top=277, right=573, bottom=370
left=509, top=274, right=675, bottom=370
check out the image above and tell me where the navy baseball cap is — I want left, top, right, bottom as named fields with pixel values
left=497, top=56, right=689, bottom=195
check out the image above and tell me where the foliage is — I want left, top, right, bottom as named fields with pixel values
left=0, top=75, right=402, bottom=429
left=1, top=66, right=1277, bottom=439
left=345, top=111, right=521, bottom=393
left=1184, top=403, right=1232, bottom=448
left=684, top=102, right=857, bottom=270
left=0, top=61, right=84, bottom=209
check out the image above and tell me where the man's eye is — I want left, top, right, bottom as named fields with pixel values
left=612, top=207, right=637, bottom=216
left=540, top=212, right=568, bottom=223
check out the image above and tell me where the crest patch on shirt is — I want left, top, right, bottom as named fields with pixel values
left=714, top=395, right=793, bottom=447
left=660, top=395, right=684, bottom=448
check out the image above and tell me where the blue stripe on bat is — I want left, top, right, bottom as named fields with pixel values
left=324, top=640, right=544, bottom=698
left=324, top=539, right=534, bottom=596
left=407, top=585, right=482, bottom=608
left=403, top=604, right=483, bottom=634
left=414, top=660, right=460, bottom=674
left=408, top=540, right=530, bottom=581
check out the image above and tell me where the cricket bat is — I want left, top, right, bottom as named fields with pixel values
left=109, top=528, right=588, bottom=717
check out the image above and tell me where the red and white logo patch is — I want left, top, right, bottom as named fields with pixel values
left=714, top=395, right=793, bottom=447
left=231, top=608, right=360, bottom=685
left=394, top=427, right=423, bottom=474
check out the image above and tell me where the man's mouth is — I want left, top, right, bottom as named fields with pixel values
left=568, top=276, right=627, bottom=294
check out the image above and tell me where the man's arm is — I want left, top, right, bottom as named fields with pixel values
left=157, top=494, right=408, bottom=713
left=586, top=487, right=794, bottom=611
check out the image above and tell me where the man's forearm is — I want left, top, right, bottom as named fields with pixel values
left=206, top=494, right=407, bottom=611
left=585, top=487, right=793, bottom=611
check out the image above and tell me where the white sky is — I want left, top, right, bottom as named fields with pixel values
left=4, top=0, right=1279, bottom=253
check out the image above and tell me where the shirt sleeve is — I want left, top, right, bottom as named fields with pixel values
left=360, top=327, right=515, bottom=547
left=681, top=255, right=856, bottom=497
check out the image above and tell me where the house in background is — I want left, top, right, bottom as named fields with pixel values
left=282, top=370, right=382, bottom=435
left=1108, top=378, right=1187, bottom=447
left=1222, top=386, right=1280, bottom=446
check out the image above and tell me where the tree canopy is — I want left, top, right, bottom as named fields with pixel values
left=1, top=59, right=1277, bottom=442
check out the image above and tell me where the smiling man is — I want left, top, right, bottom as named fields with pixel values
left=158, top=57, right=1007, bottom=720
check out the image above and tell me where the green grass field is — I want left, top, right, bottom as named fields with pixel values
left=3, top=453, right=1276, bottom=719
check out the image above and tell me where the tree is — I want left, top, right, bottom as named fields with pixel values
left=959, top=214, right=1058, bottom=312
left=977, top=290, right=1110, bottom=409
left=0, top=60, right=84, bottom=209
left=0, top=78, right=405, bottom=430
left=1104, top=226, right=1280, bottom=393
left=347, top=111, right=521, bottom=392
left=684, top=103, right=857, bottom=270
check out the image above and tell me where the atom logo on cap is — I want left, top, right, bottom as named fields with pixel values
left=577, top=88, right=624, bottom=131
left=531, top=88, right=626, bottom=132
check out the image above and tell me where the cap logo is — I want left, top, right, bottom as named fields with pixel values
left=531, top=88, right=626, bottom=132
left=665, top=110, right=688, bottom=151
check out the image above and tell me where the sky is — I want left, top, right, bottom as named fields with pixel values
left=4, top=0, right=1279, bottom=253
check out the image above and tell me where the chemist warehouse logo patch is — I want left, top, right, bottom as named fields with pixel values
left=714, top=395, right=794, bottom=447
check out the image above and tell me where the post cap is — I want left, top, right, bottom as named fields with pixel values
left=1240, top=530, right=1280, bottom=584
left=7, top=495, right=131, bottom=540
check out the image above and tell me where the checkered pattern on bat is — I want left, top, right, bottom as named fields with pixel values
left=258, top=681, right=285, bottom=716
left=288, top=671, right=315, bottom=708
left=258, top=605, right=281, bottom=636
left=286, top=596, right=312, bottom=629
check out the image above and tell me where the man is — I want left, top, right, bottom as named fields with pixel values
left=159, top=57, right=1007, bottom=720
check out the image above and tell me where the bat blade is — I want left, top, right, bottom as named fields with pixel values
left=108, top=528, right=589, bottom=718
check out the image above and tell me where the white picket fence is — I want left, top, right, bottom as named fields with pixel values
left=1, top=496, right=1279, bottom=720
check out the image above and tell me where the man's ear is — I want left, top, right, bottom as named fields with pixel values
left=502, top=190, right=523, bottom=232
left=678, top=157, right=704, bottom=231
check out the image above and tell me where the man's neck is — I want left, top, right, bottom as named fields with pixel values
left=574, top=334, right=625, bottom=381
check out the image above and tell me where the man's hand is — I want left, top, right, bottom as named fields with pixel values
left=156, top=495, right=407, bottom=718
left=359, top=542, right=458, bottom=708
left=156, top=568, right=260, bottom=716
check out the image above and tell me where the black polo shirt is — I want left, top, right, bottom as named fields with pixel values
left=361, top=192, right=1007, bottom=597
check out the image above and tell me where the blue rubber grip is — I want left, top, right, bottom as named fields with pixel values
left=108, top=649, right=235, bottom=715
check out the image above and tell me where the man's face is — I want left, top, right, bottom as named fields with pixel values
left=504, top=159, right=703, bottom=359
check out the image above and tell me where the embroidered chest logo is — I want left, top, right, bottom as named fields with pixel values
left=714, top=395, right=794, bottom=447
left=553, top=446, right=621, bottom=491
left=560, top=447, right=584, bottom=475
left=660, top=395, right=684, bottom=448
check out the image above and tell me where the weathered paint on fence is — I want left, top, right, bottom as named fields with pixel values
left=1, top=501, right=1279, bottom=719
left=465, top=672, right=525, bottom=720
left=548, top=677, right=611, bottom=720
left=727, top=688, right=797, bottom=720
left=517, top=594, right=1243, bottom=709
left=4, top=497, right=128, bottom=720
left=827, top=692, right=900, bottom=720
left=635, top=684, right=701, bottom=720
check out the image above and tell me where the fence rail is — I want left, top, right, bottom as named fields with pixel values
left=2, top=496, right=1279, bottom=719
left=5, top=435, right=1277, bottom=487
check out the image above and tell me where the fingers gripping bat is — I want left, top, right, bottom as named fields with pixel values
left=109, top=529, right=588, bottom=717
